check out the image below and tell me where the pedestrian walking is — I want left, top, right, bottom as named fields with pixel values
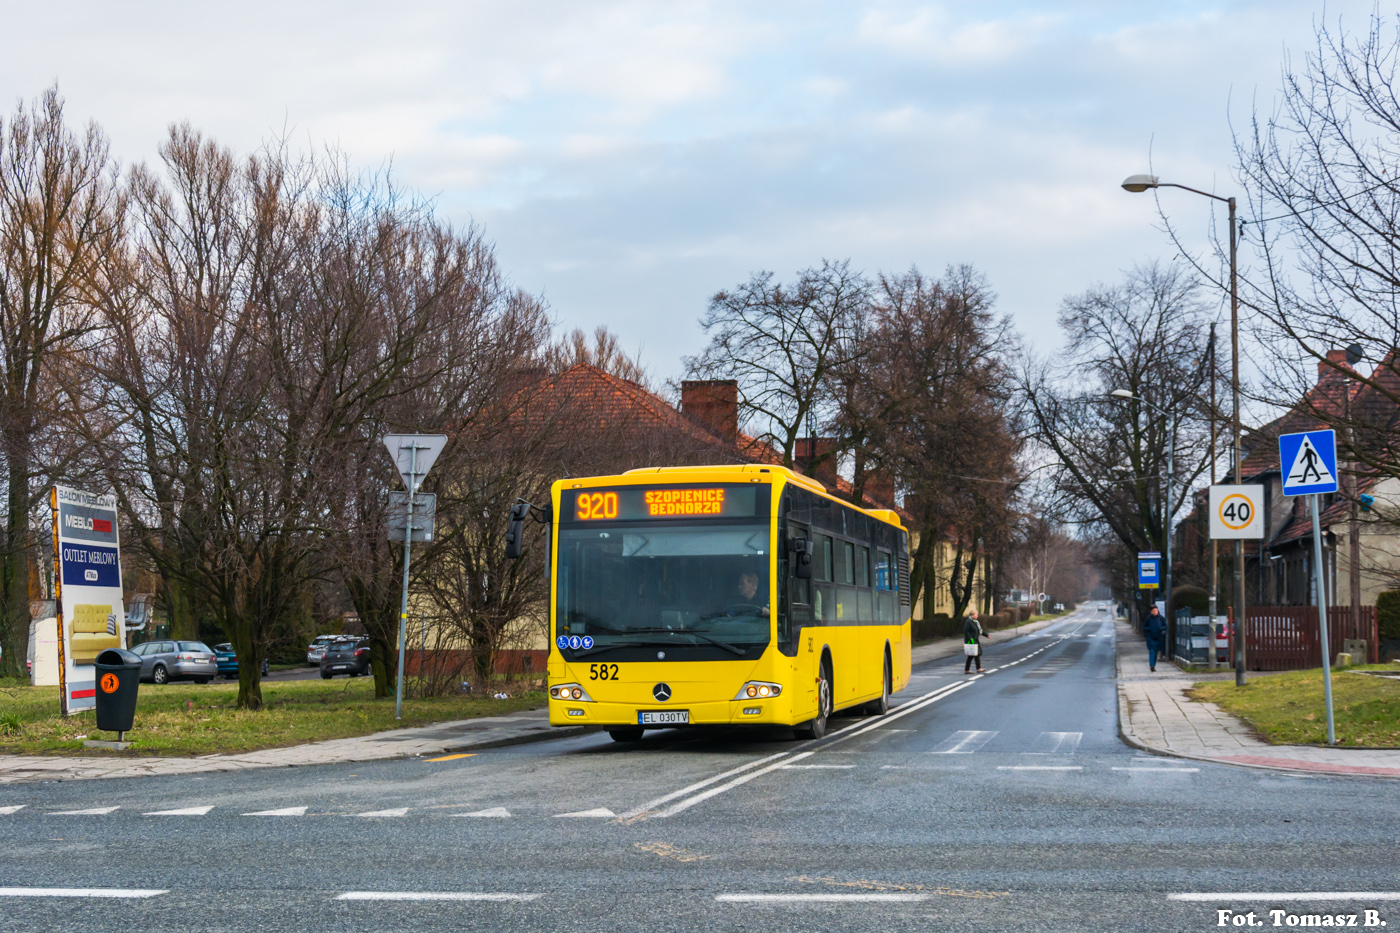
left=963, top=610, right=984, bottom=674
left=1143, top=605, right=1167, bottom=672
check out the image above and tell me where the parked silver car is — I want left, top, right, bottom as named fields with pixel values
left=131, top=640, right=218, bottom=685
left=306, top=634, right=341, bottom=667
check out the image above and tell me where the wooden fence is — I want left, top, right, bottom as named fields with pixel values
left=1240, top=605, right=1378, bottom=670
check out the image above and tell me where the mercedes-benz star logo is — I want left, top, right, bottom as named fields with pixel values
left=652, top=683, right=672, bottom=702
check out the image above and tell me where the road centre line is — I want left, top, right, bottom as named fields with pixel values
left=780, top=764, right=854, bottom=769
left=717, top=893, right=928, bottom=903
left=653, top=752, right=815, bottom=818
left=1112, top=767, right=1200, bottom=773
left=1169, top=893, right=1400, bottom=902
left=0, top=806, right=25, bottom=815
left=48, top=806, right=120, bottom=815
left=617, top=751, right=791, bottom=819
left=0, top=887, right=167, bottom=898
left=997, top=766, right=1082, bottom=771
left=337, top=892, right=542, bottom=902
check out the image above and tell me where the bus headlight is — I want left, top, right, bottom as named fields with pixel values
left=550, top=683, right=593, bottom=702
left=734, top=681, right=782, bottom=700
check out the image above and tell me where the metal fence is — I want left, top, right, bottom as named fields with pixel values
left=1243, top=605, right=1378, bottom=670
left=1173, top=610, right=1227, bottom=664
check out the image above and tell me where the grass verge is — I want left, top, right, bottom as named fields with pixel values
left=0, top=677, right=544, bottom=757
left=1191, top=665, right=1400, bottom=747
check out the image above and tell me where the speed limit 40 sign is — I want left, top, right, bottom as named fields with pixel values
left=1209, top=484, right=1264, bottom=539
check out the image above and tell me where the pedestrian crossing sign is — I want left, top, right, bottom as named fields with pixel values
left=1278, top=430, right=1338, bottom=496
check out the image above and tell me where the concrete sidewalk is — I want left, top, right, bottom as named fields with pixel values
left=911, top=615, right=1064, bottom=666
left=1115, top=619, right=1400, bottom=778
left=0, top=708, right=594, bottom=785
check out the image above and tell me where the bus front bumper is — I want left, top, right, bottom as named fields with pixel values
left=549, top=698, right=796, bottom=728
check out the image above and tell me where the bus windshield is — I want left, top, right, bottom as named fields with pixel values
left=556, top=521, right=772, bottom=650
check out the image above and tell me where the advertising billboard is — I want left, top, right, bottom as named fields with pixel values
left=50, top=486, right=126, bottom=716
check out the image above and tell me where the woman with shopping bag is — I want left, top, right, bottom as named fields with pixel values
left=963, top=610, right=984, bottom=674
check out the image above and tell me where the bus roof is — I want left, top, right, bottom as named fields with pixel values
left=555, top=464, right=905, bottom=529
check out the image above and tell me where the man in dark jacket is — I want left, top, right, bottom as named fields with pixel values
left=1143, top=605, right=1167, bottom=672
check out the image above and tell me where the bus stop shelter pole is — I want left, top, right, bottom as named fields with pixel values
left=1310, top=493, right=1336, bottom=746
left=394, top=445, right=417, bottom=721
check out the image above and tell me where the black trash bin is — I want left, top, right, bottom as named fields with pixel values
left=93, top=648, right=141, bottom=739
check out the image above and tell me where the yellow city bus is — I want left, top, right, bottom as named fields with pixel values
left=510, top=464, right=912, bottom=742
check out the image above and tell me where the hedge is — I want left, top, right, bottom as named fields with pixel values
left=1378, top=590, right=1400, bottom=642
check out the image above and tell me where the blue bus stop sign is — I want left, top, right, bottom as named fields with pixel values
left=1279, top=430, right=1339, bottom=496
left=1137, top=552, right=1161, bottom=589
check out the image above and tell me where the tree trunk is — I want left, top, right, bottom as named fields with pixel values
left=0, top=452, right=33, bottom=679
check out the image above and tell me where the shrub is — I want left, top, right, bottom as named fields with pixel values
left=1172, top=585, right=1210, bottom=617
left=1377, top=590, right=1400, bottom=642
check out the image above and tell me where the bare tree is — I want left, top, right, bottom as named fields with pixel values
left=0, top=88, right=117, bottom=678
left=685, top=260, right=868, bottom=470
left=1020, top=262, right=1219, bottom=611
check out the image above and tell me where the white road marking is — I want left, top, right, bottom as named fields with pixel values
left=454, top=807, right=511, bottom=818
left=337, top=892, right=542, bottom=902
left=931, top=731, right=997, bottom=754
left=554, top=808, right=616, bottom=818
left=779, top=764, right=855, bottom=769
left=48, top=807, right=119, bottom=815
left=143, top=806, right=214, bottom=816
left=0, top=806, right=25, bottom=815
left=716, top=893, right=928, bottom=903
left=1027, top=732, right=1083, bottom=755
left=1169, top=893, right=1400, bottom=902
left=243, top=806, right=307, bottom=816
left=1112, top=767, right=1199, bottom=773
left=825, top=680, right=975, bottom=747
left=654, top=752, right=815, bottom=818
left=617, top=751, right=791, bottom=819
left=0, top=887, right=166, bottom=898
left=997, top=766, right=1082, bottom=771
left=356, top=808, right=409, bottom=818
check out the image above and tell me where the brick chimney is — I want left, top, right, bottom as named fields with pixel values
left=1319, top=348, right=1349, bottom=378
left=681, top=380, right=738, bottom=447
left=795, top=436, right=839, bottom=488
left=862, top=469, right=895, bottom=509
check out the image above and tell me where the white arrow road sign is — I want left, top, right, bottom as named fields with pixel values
left=382, top=435, right=448, bottom=494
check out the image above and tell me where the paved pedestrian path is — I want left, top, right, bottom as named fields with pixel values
left=1115, top=619, right=1400, bottom=778
left=0, top=709, right=592, bottom=784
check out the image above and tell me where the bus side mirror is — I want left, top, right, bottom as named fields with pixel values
left=790, top=539, right=813, bottom=579
left=505, top=501, right=530, bottom=560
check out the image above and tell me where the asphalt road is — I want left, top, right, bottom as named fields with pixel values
left=4, top=605, right=1398, bottom=932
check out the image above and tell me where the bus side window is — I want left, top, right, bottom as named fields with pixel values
left=782, top=522, right=812, bottom=655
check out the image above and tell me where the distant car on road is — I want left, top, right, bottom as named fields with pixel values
left=212, top=643, right=270, bottom=679
left=319, top=638, right=371, bottom=679
left=306, top=634, right=341, bottom=667
left=132, top=640, right=218, bottom=685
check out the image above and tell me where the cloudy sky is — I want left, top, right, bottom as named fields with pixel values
left=1, top=1, right=1375, bottom=380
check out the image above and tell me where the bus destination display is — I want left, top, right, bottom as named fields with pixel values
left=567, top=484, right=760, bottom=522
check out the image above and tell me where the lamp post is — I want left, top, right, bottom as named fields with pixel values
left=1111, top=389, right=1175, bottom=659
left=1122, top=173, right=1247, bottom=686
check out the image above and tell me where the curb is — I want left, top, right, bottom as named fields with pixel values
left=435, top=724, right=601, bottom=755
left=1113, top=625, right=1400, bottom=781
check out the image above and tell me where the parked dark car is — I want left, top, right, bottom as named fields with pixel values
left=131, top=640, right=218, bottom=684
left=212, top=643, right=269, bottom=679
left=320, top=638, right=371, bottom=678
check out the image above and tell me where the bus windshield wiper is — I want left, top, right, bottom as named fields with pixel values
left=573, top=641, right=645, bottom=657
left=624, top=628, right=746, bottom=656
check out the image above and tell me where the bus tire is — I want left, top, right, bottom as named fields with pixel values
left=608, top=728, right=644, bottom=743
left=865, top=653, right=891, bottom=716
left=794, top=658, right=832, bottom=740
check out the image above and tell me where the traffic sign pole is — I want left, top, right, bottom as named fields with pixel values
left=1310, top=494, right=1336, bottom=746
left=395, top=443, right=416, bottom=721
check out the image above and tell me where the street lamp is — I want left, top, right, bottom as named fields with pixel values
left=1122, top=173, right=1246, bottom=686
left=1110, top=390, right=1175, bottom=659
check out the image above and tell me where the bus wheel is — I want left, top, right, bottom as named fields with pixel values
left=794, top=660, right=832, bottom=740
left=865, top=654, right=890, bottom=716
left=608, top=728, right=644, bottom=743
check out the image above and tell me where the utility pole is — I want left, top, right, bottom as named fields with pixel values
left=1230, top=195, right=1248, bottom=686
left=1208, top=322, right=1219, bottom=670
